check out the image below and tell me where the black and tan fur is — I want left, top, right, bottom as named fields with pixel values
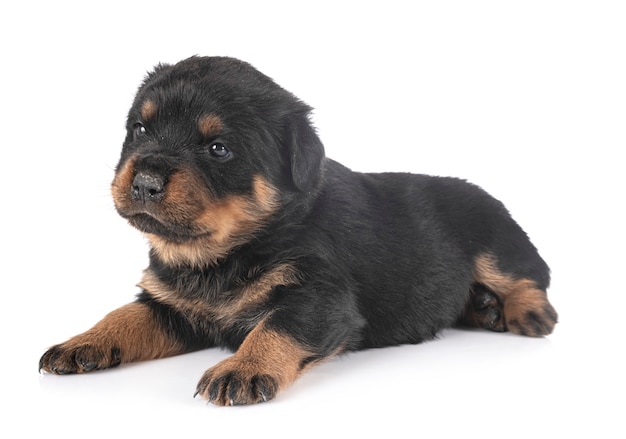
left=39, top=56, right=558, bottom=405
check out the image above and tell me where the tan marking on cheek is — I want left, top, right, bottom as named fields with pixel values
left=110, top=157, right=137, bottom=211
left=252, top=175, right=280, bottom=212
left=145, top=174, right=280, bottom=268
left=141, top=99, right=158, bottom=121
left=195, top=176, right=279, bottom=240
left=198, top=114, right=224, bottom=137
left=196, top=197, right=250, bottom=242
left=161, top=169, right=212, bottom=220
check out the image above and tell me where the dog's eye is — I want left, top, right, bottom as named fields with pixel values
left=132, top=123, right=146, bottom=139
left=209, top=142, right=230, bottom=159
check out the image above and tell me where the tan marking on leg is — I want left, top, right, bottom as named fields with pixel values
left=195, top=324, right=313, bottom=405
left=500, top=284, right=557, bottom=336
left=473, top=253, right=517, bottom=294
left=84, top=302, right=183, bottom=360
left=473, top=253, right=557, bottom=336
left=39, top=303, right=184, bottom=374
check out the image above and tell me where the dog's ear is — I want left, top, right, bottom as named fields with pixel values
left=286, top=112, right=325, bottom=193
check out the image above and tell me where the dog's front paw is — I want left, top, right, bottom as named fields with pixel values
left=39, top=341, right=122, bottom=374
left=195, top=359, right=279, bottom=406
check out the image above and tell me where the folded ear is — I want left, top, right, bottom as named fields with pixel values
left=286, top=113, right=325, bottom=193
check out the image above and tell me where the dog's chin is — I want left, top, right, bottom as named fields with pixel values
left=126, top=213, right=205, bottom=243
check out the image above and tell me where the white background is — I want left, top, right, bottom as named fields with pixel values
left=1, top=1, right=624, bottom=437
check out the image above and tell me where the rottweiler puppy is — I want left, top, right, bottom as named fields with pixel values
left=39, top=56, right=558, bottom=405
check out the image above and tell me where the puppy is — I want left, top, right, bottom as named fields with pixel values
left=39, top=56, right=558, bottom=405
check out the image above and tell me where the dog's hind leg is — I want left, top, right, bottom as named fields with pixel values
left=471, top=253, right=558, bottom=336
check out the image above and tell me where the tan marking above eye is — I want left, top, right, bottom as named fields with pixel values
left=198, top=114, right=224, bottom=137
left=141, top=99, right=158, bottom=121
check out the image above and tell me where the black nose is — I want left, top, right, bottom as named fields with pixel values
left=131, top=172, right=165, bottom=202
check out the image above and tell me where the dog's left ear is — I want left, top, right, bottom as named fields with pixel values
left=285, top=112, right=325, bottom=193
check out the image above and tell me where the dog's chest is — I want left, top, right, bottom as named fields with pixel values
left=138, top=263, right=299, bottom=331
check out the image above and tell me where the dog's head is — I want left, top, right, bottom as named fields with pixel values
left=111, top=56, right=325, bottom=266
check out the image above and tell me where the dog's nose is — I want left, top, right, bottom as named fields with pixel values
left=131, top=172, right=165, bottom=202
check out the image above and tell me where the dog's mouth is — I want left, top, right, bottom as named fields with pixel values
left=124, top=212, right=208, bottom=243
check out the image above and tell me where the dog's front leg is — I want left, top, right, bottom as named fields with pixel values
left=39, top=302, right=186, bottom=374
left=195, top=321, right=316, bottom=406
